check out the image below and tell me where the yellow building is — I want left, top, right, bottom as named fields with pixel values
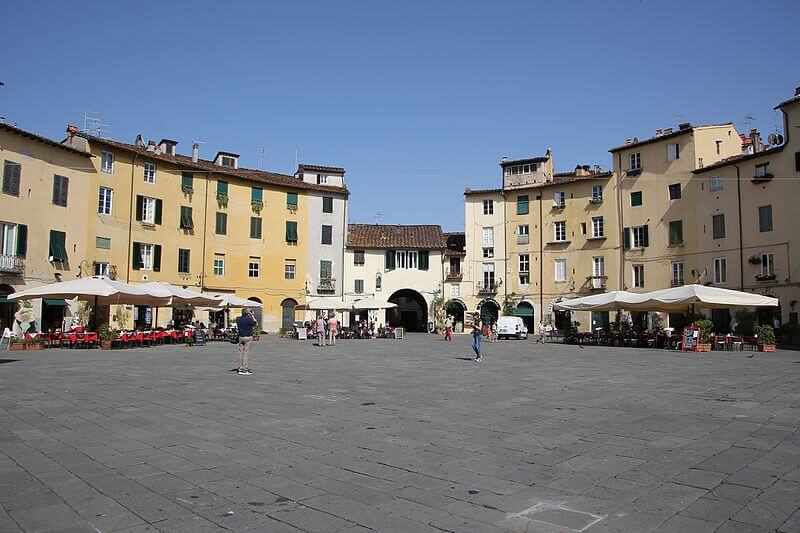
left=63, top=128, right=348, bottom=332
left=0, top=122, right=94, bottom=333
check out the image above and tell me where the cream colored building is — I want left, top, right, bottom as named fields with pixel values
left=0, top=122, right=94, bottom=334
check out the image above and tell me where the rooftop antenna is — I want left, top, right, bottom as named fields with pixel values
left=259, top=147, right=270, bottom=170
left=294, top=149, right=299, bottom=168
left=743, top=113, right=756, bottom=130
left=675, top=105, right=686, bottom=124
left=374, top=211, right=385, bottom=225
left=83, top=110, right=111, bottom=137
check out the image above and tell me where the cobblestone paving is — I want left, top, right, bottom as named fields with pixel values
left=1, top=335, right=799, bottom=532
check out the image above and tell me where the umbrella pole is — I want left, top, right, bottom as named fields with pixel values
left=92, top=295, right=98, bottom=330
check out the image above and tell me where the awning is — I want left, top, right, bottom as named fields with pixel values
left=43, top=299, right=68, bottom=306
left=514, top=308, right=534, bottom=316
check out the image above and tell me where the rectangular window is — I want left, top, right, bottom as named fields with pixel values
left=669, top=220, right=684, bottom=245
left=483, top=199, right=494, bottom=215
left=394, top=251, right=419, bottom=269
left=629, top=152, right=641, bottom=170
left=179, top=206, right=194, bottom=230
left=95, top=236, right=111, bottom=250
left=354, top=250, right=365, bottom=266
left=354, top=279, right=364, bottom=294
left=758, top=205, right=773, bottom=232
left=322, top=196, right=333, bottom=213
left=450, top=284, right=460, bottom=297
left=49, top=230, right=68, bottom=261
left=710, top=175, right=724, bottom=192
left=667, top=143, right=679, bottom=161
left=286, top=221, right=298, bottom=243
left=591, top=185, right=603, bottom=202
left=554, top=221, right=566, bottom=242
left=672, top=261, right=684, bottom=287
left=554, top=259, right=566, bottom=282
left=632, top=264, right=645, bottom=288
left=517, top=195, right=529, bottom=215
left=144, top=163, right=156, bottom=183
left=796, top=152, right=800, bottom=172
left=98, top=187, right=113, bottom=214
left=137, top=196, right=158, bottom=224
left=139, top=243, right=154, bottom=270
left=316, top=174, right=327, bottom=184
left=517, top=224, right=529, bottom=244
left=631, top=225, right=649, bottom=248
left=593, top=256, right=605, bottom=277
left=581, top=222, right=587, bottom=235
left=591, top=216, right=604, bottom=238
left=2, top=160, right=21, bottom=196
left=217, top=180, right=228, bottom=196
left=284, top=262, right=296, bottom=280
left=553, top=191, right=565, bottom=208
left=52, top=175, right=69, bottom=207
left=213, top=256, right=225, bottom=276
left=668, top=183, right=681, bottom=200
left=713, top=257, right=727, bottom=283
left=519, top=254, right=530, bottom=284
left=630, top=191, right=642, bottom=206
left=94, top=262, right=110, bottom=277
left=250, top=217, right=262, bottom=238
left=483, top=247, right=494, bottom=258
left=712, top=214, right=726, bottom=239
left=755, top=163, right=770, bottom=177
left=248, top=258, right=260, bottom=278
left=760, top=252, right=775, bottom=277
left=320, top=260, right=332, bottom=279
left=0, top=222, right=19, bottom=256
left=287, top=192, right=298, bottom=208
left=215, top=212, right=227, bottom=235
left=482, top=262, right=495, bottom=288
left=321, top=225, right=333, bottom=245
left=178, top=248, right=190, bottom=274
left=482, top=227, right=494, bottom=247
left=715, top=140, right=722, bottom=155
left=101, top=152, right=114, bottom=173
left=251, top=187, right=263, bottom=202
left=181, top=172, right=193, bottom=191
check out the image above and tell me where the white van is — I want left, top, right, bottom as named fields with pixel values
left=497, top=316, right=528, bottom=340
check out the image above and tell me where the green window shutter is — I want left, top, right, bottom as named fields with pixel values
left=321, top=225, right=332, bottom=245
left=252, top=187, right=263, bottom=202
left=215, top=212, right=227, bottom=235
left=49, top=230, right=67, bottom=261
left=135, top=195, right=144, bottom=221
left=623, top=227, right=631, bottom=250
left=642, top=225, right=649, bottom=247
left=250, top=217, right=262, bottom=238
left=132, top=242, right=142, bottom=270
left=154, top=199, right=163, bottom=225
left=95, top=237, right=111, bottom=250
left=419, top=250, right=429, bottom=270
left=52, top=175, right=68, bottom=206
left=287, top=192, right=298, bottom=207
left=181, top=172, right=193, bottom=190
left=320, top=260, right=332, bottom=278
left=286, top=221, right=298, bottom=242
left=153, top=244, right=162, bottom=272
left=180, top=206, right=194, bottom=229
left=517, top=195, right=529, bottom=215
left=385, top=250, right=395, bottom=270
left=3, top=161, right=21, bottom=196
left=217, top=180, right=228, bottom=195
left=16, top=224, right=27, bottom=257
left=178, top=249, right=190, bottom=273
left=322, top=196, right=333, bottom=213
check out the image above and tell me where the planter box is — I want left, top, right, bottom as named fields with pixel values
left=696, top=343, right=712, bottom=352
left=100, top=340, right=113, bottom=350
left=252, top=335, right=260, bottom=341
left=761, top=344, right=776, bottom=352
left=9, top=344, right=25, bottom=351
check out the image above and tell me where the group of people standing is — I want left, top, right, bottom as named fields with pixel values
left=315, top=313, right=339, bottom=346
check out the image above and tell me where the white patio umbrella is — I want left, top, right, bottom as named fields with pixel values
left=552, top=291, right=643, bottom=312
left=623, top=284, right=779, bottom=312
left=346, top=297, right=397, bottom=310
left=296, top=297, right=351, bottom=311
left=142, top=282, right=222, bottom=307
left=9, top=276, right=173, bottom=307
left=207, top=293, right=263, bottom=309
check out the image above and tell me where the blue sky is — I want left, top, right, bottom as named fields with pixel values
left=1, top=1, right=797, bottom=231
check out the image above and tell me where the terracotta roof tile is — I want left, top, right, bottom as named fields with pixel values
left=0, top=122, right=93, bottom=157
left=298, top=163, right=345, bottom=174
left=464, top=187, right=502, bottom=196
left=500, top=156, right=549, bottom=166
left=692, top=146, right=784, bottom=174
left=347, top=224, right=447, bottom=249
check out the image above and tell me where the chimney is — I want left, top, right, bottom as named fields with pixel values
left=0, top=117, right=4, bottom=124
left=664, top=128, right=673, bottom=134
left=594, top=164, right=601, bottom=173
left=678, top=122, right=691, bottom=130
left=66, top=124, right=79, bottom=134
left=159, top=139, right=178, bottom=156
left=750, top=129, right=763, bottom=152
left=192, top=142, right=199, bottom=163
left=795, top=86, right=800, bottom=96
left=146, top=140, right=157, bottom=152
left=625, top=138, right=632, bottom=145
left=135, top=134, right=144, bottom=147
left=656, top=129, right=663, bottom=136
left=465, top=187, right=471, bottom=193
left=575, top=165, right=587, bottom=176
left=501, top=156, right=508, bottom=163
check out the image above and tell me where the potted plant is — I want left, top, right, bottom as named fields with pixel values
left=692, top=319, right=714, bottom=352
left=98, top=323, right=115, bottom=350
left=216, top=192, right=229, bottom=208
left=251, top=200, right=264, bottom=214
left=747, top=255, right=762, bottom=265
left=754, top=323, right=776, bottom=352
left=9, top=339, right=25, bottom=351
left=252, top=323, right=261, bottom=341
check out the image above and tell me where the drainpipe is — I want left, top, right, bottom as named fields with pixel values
left=538, top=192, right=543, bottom=317
left=734, top=163, right=744, bottom=291
left=200, top=172, right=210, bottom=289
left=125, top=153, right=138, bottom=283
left=616, top=153, right=625, bottom=289
left=341, top=193, right=347, bottom=302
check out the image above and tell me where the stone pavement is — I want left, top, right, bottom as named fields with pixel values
left=1, top=334, right=799, bottom=532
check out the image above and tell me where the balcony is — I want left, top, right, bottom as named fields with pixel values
left=671, top=280, right=684, bottom=287
left=0, top=254, right=24, bottom=274
left=589, top=197, right=603, bottom=204
left=751, top=172, right=774, bottom=184
left=755, top=273, right=776, bottom=282
left=587, top=276, right=606, bottom=290
left=477, top=279, right=501, bottom=295
left=552, top=202, right=566, bottom=210
left=517, top=234, right=530, bottom=245
left=317, top=277, right=336, bottom=292
left=445, top=268, right=463, bottom=281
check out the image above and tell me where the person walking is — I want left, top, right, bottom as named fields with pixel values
left=235, top=309, right=257, bottom=375
left=316, top=314, right=327, bottom=347
left=444, top=315, right=453, bottom=341
left=471, top=313, right=483, bottom=362
left=329, top=313, right=338, bottom=346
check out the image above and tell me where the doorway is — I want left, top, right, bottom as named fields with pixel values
left=445, top=299, right=466, bottom=332
left=479, top=299, right=500, bottom=328
left=387, top=289, right=428, bottom=331
left=0, top=284, right=16, bottom=332
left=515, top=301, right=535, bottom=332
left=281, top=298, right=298, bottom=330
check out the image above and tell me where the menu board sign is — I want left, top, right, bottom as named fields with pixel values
left=682, top=326, right=699, bottom=352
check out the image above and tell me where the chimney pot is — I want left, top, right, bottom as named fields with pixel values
left=501, top=156, right=508, bottom=163
left=656, top=129, right=663, bottom=136
left=678, top=122, right=691, bottom=130
left=465, top=187, right=471, bottom=193
left=66, top=124, right=78, bottom=134
left=625, top=138, right=632, bottom=145
left=795, top=86, right=800, bottom=96
left=192, top=143, right=199, bottom=163
left=664, top=128, right=673, bottom=134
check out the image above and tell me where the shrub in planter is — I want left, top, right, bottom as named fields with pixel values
left=692, top=319, right=714, bottom=351
left=754, top=324, right=776, bottom=352
left=252, top=323, right=261, bottom=341
left=98, top=323, right=115, bottom=350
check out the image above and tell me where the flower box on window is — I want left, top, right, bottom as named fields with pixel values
left=216, top=193, right=228, bottom=208
left=181, top=185, right=194, bottom=195
left=755, top=274, right=776, bottom=281
left=589, top=197, right=603, bottom=204
left=751, top=173, right=774, bottom=184
left=251, top=200, right=263, bottom=213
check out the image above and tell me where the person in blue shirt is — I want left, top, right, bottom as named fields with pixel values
left=235, top=309, right=257, bottom=375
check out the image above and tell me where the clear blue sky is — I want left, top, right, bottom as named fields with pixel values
left=2, top=1, right=797, bottom=231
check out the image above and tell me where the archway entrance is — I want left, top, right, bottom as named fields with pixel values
left=248, top=297, right=263, bottom=330
left=479, top=298, right=500, bottom=327
left=281, top=298, right=298, bottom=330
left=387, top=289, right=427, bottom=331
left=515, top=301, right=535, bottom=332
left=0, top=284, right=16, bottom=332
left=445, top=299, right=466, bottom=333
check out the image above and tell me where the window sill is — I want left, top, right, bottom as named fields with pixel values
left=546, top=240, right=571, bottom=245
left=626, top=168, right=642, bottom=177
left=587, top=236, right=606, bottom=241
left=140, top=221, right=156, bottom=228
left=668, top=242, right=684, bottom=247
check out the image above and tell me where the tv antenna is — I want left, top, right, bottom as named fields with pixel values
left=675, top=106, right=686, bottom=124
left=374, top=211, right=385, bottom=224
left=294, top=149, right=300, bottom=168
left=259, top=147, right=270, bottom=170
left=83, top=110, right=111, bottom=137
left=743, top=114, right=756, bottom=129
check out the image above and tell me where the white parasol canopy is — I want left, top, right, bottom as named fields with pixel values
left=622, top=284, right=779, bottom=312
left=207, top=293, right=263, bottom=309
left=8, top=276, right=173, bottom=307
left=296, top=297, right=351, bottom=311
left=143, top=282, right=222, bottom=307
left=553, top=291, right=643, bottom=312
left=345, top=296, right=397, bottom=310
